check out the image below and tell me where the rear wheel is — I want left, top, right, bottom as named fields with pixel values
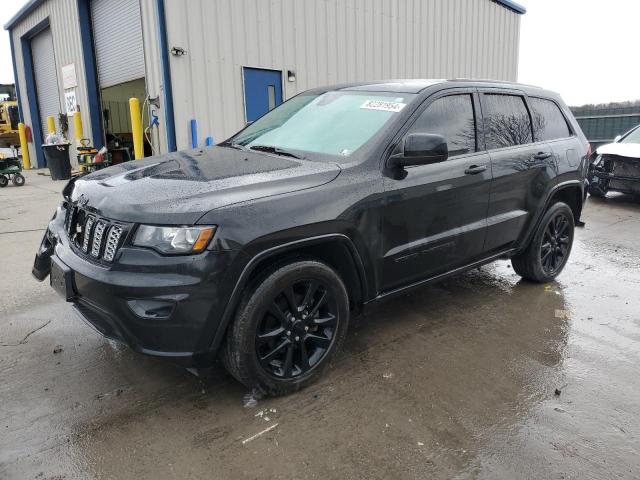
left=12, top=173, right=25, bottom=186
left=221, top=260, right=350, bottom=396
left=0, top=175, right=8, bottom=188
left=511, top=202, right=575, bottom=283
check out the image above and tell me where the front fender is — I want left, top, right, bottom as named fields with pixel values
left=207, top=232, right=370, bottom=355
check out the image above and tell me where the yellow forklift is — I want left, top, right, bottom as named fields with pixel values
left=0, top=84, right=20, bottom=148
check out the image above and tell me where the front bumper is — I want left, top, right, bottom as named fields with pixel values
left=34, top=208, right=243, bottom=366
left=589, top=156, right=640, bottom=195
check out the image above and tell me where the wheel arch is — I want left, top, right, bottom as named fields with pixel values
left=517, top=180, right=584, bottom=254
left=547, top=181, right=584, bottom=222
left=209, top=234, right=369, bottom=354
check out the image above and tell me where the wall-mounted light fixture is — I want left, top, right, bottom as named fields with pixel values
left=287, top=70, right=296, bottom=82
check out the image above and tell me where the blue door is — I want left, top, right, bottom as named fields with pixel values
left=243, top=67, right=283, bottom=123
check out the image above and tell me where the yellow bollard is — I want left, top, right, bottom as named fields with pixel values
left=47, top=116, right=56, bottom=135
left=129, top=97, right=143, bottom=159
left=73, top=112, right=84, bottom=142
left=18, top=123, right=31, bottom=170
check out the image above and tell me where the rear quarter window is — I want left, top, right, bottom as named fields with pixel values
left=529, top=97, right=572, bottom=141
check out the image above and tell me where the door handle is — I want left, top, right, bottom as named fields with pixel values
left=533, top=152, right=552, bottom=160
left=464, top=164, right=487, bottom=175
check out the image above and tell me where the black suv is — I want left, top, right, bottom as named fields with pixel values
left=33, top=80, right=589, bottom=395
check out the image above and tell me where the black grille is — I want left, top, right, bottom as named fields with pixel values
left=65, top=205, right=126, bottom=263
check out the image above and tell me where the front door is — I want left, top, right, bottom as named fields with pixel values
left=381, top=91, right=492, bottom=292
left=243, top=68, right=283, bottom=123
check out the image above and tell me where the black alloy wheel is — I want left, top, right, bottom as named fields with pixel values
left=221, top=260, right=349, bottom=395
left=511, top=201, right=575, bottom=283
left=540, top=212, right=571, bottom=275
left=256, top=279, right=338, bottom=379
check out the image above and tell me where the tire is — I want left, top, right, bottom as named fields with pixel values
left=221, top=260, right=350, bottom=396
left=12, top=173, right=25, bottom=186
left=511, top=202, right=575, bottom=283
left=0, top=175, right=8, bottom=188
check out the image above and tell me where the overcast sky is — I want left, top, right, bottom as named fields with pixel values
left=518, top=0, right=639, bottom=105
left=0, top=3, right=18, bottom=85
left=0, top=0, right=638, bottom=106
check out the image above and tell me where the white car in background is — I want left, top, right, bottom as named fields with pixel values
left=588, top=124, right=640, bottom=198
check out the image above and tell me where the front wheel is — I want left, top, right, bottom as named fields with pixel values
left=221, top=260, right=350, bottom=396
left=511, top=202, right=575, bottom=283
left=0, top=175, right=8, bottom=188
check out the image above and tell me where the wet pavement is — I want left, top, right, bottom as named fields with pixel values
left=1, top=171, right=639, bottom=479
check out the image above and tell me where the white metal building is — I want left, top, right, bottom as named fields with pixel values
left=6, top=0, right=525, bottom=168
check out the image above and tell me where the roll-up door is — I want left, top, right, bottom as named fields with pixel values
left=31, top=27, right=61, bottom=139
left=91, top=0, right=145, bottom=88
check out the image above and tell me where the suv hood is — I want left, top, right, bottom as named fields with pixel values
left=69, top=147, right=341, bottom=224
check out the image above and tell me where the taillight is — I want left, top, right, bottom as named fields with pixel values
left=586, top=143, right=592, bottom=159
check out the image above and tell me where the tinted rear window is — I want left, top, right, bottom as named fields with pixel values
left=409, top=94, right=476, bottom=157
left=483, top=94, right=533, bottom=149
left=529, top=97, right=571, bottom=141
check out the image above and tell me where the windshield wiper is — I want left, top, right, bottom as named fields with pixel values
left=249, top=145, right=302, bottom=159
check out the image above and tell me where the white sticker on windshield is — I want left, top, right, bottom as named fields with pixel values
left=360, top=100, right=406, bottom=113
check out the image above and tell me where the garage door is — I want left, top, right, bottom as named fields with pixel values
left=91, top=0, right=145, bottom=88
left=31, top=27, right=61, bottom=139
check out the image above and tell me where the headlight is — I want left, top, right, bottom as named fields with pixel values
left=133, top=225, right=216, bottom=254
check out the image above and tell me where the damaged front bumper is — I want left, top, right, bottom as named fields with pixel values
left=588, top=155, right=640, bottom=196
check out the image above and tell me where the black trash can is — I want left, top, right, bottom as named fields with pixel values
left=42, top=143, right=72, bottom=180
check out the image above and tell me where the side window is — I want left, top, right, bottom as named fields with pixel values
left=483, top=94, right=533, bottom=150
left=529, top=97, right=571, bottom=141
left=409, top=94, right=476, bottom=157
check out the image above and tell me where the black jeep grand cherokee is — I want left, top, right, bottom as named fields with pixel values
left=33, top=80, right=589, bottom=395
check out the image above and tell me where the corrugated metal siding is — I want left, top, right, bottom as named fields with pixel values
left=163, top=0, right=521, bottom=150
left=10, top=0, right=94, bottom=166
left=10, top=0, right=521, bottom=158
left=139, top=0, right=167, bottom=154
left=91, top=0, right=145, bottom=88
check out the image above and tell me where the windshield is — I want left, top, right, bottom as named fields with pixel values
left=230, top=91, right=415, bottom=157
left=621, top=126, right=640, bottom=144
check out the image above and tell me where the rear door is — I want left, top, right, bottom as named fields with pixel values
left=480, top=90, right=556, bottom=253
left=381, top=90, right=492, bottom=291
left=528, top=96, right=581, bottom=177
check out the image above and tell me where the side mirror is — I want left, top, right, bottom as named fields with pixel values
left=614, top=135, right=622, bottom=143
left=389, top=133, right=449, bottom=169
